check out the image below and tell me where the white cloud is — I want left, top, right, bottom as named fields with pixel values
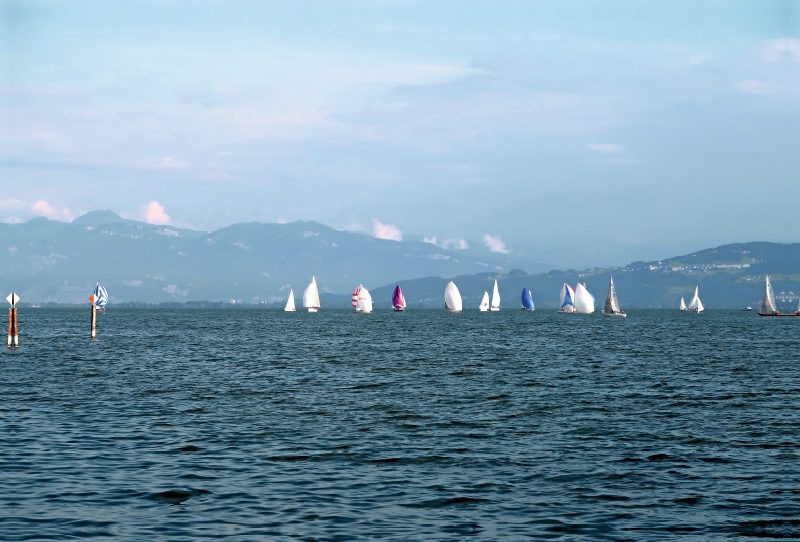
left=424, top=236, right=468, bottom=250
left=372, top=219, right=403, bottom=241
left=31, top=200, right=73, bottom=221
left=483, top=234, right=510, bottom=254
left=141, top=201, right=171, bottom=225
left=148, top=157, right=188, bottom=168
left=587, top=143, right=620, bottom=152
left=761, top=38, right=800, bottom=63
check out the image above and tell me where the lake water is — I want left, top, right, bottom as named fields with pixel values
left=1, top=309, right=798, bottom=540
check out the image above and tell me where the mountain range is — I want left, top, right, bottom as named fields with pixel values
left=2, top=211, right=798, bottom=309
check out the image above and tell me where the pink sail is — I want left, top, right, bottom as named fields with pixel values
left=392, top=285, right=406, bottom=311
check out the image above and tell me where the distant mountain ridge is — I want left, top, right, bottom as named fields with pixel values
left=0, top=211, right=551, bottom=304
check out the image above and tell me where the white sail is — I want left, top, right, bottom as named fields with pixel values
left=574, top=283, right=595, bottom=314
left=759, top=275, right=778, bottom=315
left=284, top=289, right=296, bottom=311
left=602, top=276, right=623, bottom=315
left=680, top=297, right=687, bottom=311
left=696, top=297, right=704, bottom=313
left=444, top=280, right=462, bottom=312
left=559, top=283, right=576, bottom=312
left=479, top=291, right=489, bottom=311
left=355, top=284, right=373, bottom=313
left=490, top=279, right=500, bottom=311
left=303, top=276, right=320, bottom=312
left=686, top=286, right=699, bottom=311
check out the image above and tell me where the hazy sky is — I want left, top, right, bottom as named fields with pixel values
left=2, top=1, right=798, bottom=267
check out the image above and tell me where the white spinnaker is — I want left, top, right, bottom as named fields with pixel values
left=574, top=283, right=595, bottom=314
left=356, top=285, right=373, bottom=313
left=479, top=291, right=489, bottom=311
left=760, top=275, right=778, bottom=314
left=445, top=281, right=463, bottom=312
left=303, top=276, right=320, bottom=309
left=284, top=289, right=296, bottom=311
left=490, top=279, right=500, bottom=310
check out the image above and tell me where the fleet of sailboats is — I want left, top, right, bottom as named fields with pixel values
left=601, top=276, right=625, bottom=317
left=303, top=276, right=321, bottom=313
left=272, top=273, right=799, bottom=319
left=685, top=286, right=704, bottom=313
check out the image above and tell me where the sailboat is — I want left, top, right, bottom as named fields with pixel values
left=559, top=283, right=576, bottom=313
left=520, top=288, right=534, bottom=311
left=479, top=291, right=490, bottom=311
left=284, top=289, right=296, bottom=312
left=392, top=285, right=406, bottom=311
left=303, top=276, right=321, bottom=313
left=686, top=286, right=704, bottom=313
left=601, top=276, right=626, bottom=317
left=444, top=280, right=463, bottom=312
left=574, top=283, right=595, bottom=314
left=680, top=297, right=687, bottom=311
left=758, top=275, right=782, bottom=316
left=490, top=279, right=500, bottom=311
left=93, top=282, right=108, bottom=313
left=353, top=285, right=373, bottom=313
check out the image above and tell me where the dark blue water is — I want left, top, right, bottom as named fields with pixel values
left=2, top=309, right=799, bottom=540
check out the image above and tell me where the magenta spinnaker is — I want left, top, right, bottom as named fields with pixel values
left=392, top=285, right=406, bottom=311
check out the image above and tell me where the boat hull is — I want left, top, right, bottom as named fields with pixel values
left=602, top=311, right=626, bottom=317
left=307, top=307, right=318, bottom=313
left=393, top=307, right=404, bottom=311
left=758, top=313, right=800, bottom=317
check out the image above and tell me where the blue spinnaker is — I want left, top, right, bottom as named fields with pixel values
left=94, top=283, right=108, bottom=308
left=521, top=288, right=535, bottom=310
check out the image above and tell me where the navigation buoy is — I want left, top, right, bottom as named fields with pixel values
left=89, top=293, right=97, bottom=339
left=6, top=293, right=19, bottom=348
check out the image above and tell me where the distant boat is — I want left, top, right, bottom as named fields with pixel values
left=303, top=276, right=321, bottom=313
left=93, top=282, right=108, bottom=313
left=392, top=285, right=406, bottom=311
left=686, top=286, right=704, bottom=313
left=479, top=291, right=490, bottom=312
left=756, top=275, right=798, bottom=316
left=490, top=279, right=500, bottom=311
left=743, top=305, right=752, bottom=312
left=520, top=288, right=534, bottom=311
left=284, top=289, right=296, bottom=312
left=680, top=297, right=687, bottom=311
left=574, top=283, right=595, bottom=314
left=601, top=276, right=626, bottom=317
left=444, top=280, right=463, bottom=312
left=354, top=285, right=373, bottom=313
left=559, top=283, right=576, bottom=313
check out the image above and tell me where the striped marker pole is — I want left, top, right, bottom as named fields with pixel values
left=6, top=293, right=19, bottom=348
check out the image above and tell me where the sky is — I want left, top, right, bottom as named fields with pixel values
left=1, top=0, right=799, bottom=268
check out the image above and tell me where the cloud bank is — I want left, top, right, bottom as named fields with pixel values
left=141, top=201, right=171, bottom=225
left=483, top=234, right=510, bottom=254
left=372, top=219, right=403, bottom=241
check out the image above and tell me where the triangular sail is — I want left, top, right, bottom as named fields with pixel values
left=696, top=297, right=704, bottom=313
left=760, top=275, right=778, bottom=315
left=284, top=289, right=296, bottom=311
left=560, top=283, right=575, bottom=309
left=490, top=279, right=500, bottom=310
left=479, top=291, right=489, bottom=311
left=574, top=283, right=595, bottom=314
left=604, top=276, right=620, bottom=313
left=520, top=288, right=535, bottom=310
left=351, top=287, right=359, bottom=308
left=680, top=297, right=687, bottom=310
left=686, top=286, right=699, bottom=311
left=303, top=276, right=320, bottom=309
